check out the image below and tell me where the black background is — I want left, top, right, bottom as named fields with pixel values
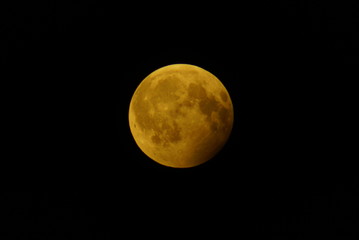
left=2, top=1, right=358, bottom=239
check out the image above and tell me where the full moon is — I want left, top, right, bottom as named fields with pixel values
left=129, top=64, right=234, bottom=168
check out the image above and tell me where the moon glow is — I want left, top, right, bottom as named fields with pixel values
left=129, top=64, right=234, bottom=168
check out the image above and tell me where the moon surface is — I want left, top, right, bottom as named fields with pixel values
left=129, top=64, right=234, bottom=168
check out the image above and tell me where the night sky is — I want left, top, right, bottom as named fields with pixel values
left=2, top=1, right=358, bottom=239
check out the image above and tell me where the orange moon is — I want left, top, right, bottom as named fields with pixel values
left=128, top=64, right=234, bottom=168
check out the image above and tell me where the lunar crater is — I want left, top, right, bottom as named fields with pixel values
left=148, top=117, right=182, bottom=148
left=220, top=90, right=228, bottom=102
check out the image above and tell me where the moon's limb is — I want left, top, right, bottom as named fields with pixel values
left=129, top=64, right=233, bottom=168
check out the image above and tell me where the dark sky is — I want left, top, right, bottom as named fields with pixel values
left=2, top=1, right=358, bottom=239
